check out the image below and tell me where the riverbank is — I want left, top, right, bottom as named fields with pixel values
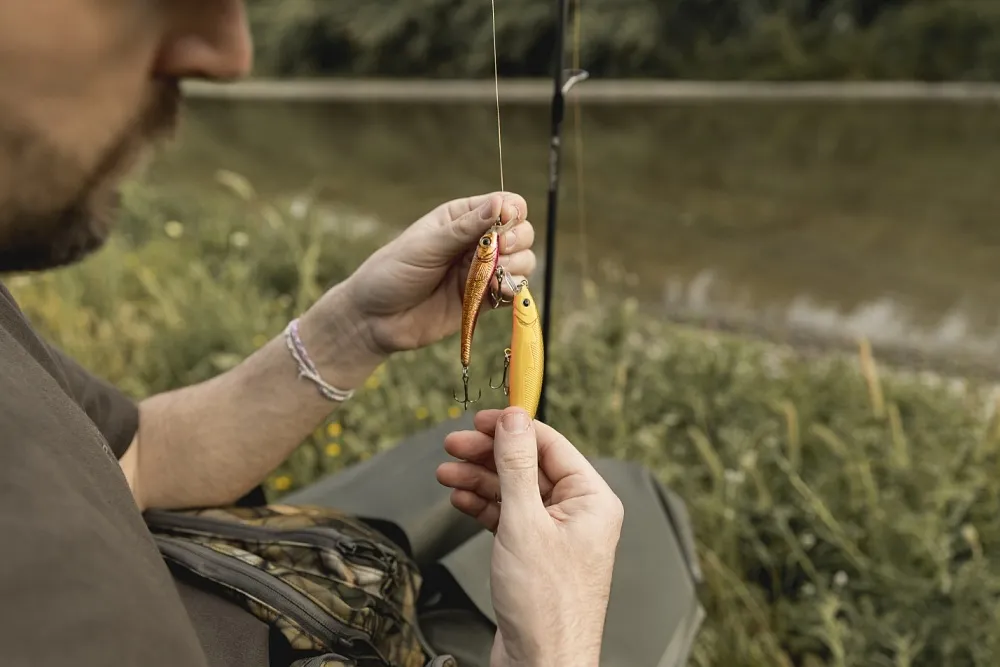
left=6, top=180, right=999, bottom=666
left=181, top=78, right=1000, bottom=104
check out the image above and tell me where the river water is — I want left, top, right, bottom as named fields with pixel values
left=147, top=96, right=1000, bottom=376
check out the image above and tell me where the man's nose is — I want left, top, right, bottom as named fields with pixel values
left=154, top=0, right=253, bottom=81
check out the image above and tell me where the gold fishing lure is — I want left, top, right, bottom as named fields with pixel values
left=491, top=282, right=544, bottom=419
left=453, top=228, right=500, bottom=408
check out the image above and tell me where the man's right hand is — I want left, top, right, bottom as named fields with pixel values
left=438, top=407, right=624, bottom=667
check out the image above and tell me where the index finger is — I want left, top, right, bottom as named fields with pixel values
left=447, top=193, right=526, bottom=231
left=533, top=420, right=600, bottom=488
left=472, top=410, right=599, bottom=488
left=472, top=409, right=505, bottom=435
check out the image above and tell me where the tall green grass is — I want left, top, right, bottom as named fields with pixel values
left=8, top=176, right=1000, bottom=666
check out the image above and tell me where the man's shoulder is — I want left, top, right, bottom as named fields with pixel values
left=0, top=279, right=33, bottom=334
left=0, top=278, right=74, bottom=397
left=0, top=277, right=62, bottom=371
left=0, top=284, right=209, bottom=667
left=0, top=278, right=139, bottom=456
left=0, top=318, right=111, bottom=462
left=0, top=278, right=16, bottom=304
left=0, top=282, right=151, bottom=561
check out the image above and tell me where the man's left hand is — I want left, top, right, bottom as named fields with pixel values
left=317, top=192, right=535, bottom=357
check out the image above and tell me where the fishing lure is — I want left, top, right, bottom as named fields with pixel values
left=453, top=227, right=500, bottom=408
left=491, top=281, right=545, bottom=419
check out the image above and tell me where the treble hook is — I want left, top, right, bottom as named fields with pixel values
left=452, top=366, right=481, bottom=410
left=490, top=266, right=511, bottom=309
left=490, top=266, right=524, bottom=308
left=489, top=349, right=512, bottom=396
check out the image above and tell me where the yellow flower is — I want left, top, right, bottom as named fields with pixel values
left=229, top=231, right=250, bottom=248
left=415, top=406, right=429, bottom=420
left=365, top=376, right=381, bottom=390
left=326, top=422, right=343, bottom=438
left=164, top=220, right=184, bottom=239
left=272, top=475, right=292, bottom=491
left=325, top=443, right=342, bottom=458
left=447, top=406, right=462, bottom=419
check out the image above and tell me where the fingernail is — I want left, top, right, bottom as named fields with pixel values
left=480, top=200, right=496, bottom=220
left=501, top=409, right=530, bottom=434
left=502, top=229, right=517, bottom=251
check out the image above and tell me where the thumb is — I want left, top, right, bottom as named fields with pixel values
left=437, top=195, right=519, bottom=258
left=493, top=408, right=545, bottom=514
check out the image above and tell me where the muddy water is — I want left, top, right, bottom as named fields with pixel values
left=146, top=96, right=1000, bottom=375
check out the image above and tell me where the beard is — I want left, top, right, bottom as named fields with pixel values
left=0, top=78, right=180, bottom=274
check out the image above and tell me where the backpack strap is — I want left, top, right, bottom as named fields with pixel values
left=146, top=505, right=449, bottom=667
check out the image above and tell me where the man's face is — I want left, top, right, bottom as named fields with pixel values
left=0, top=0, right=251, bottom=273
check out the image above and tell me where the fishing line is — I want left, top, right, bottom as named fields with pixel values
left=490, top=0, right=504, bottom=192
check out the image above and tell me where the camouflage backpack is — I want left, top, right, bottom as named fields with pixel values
left=144, top=505, right=457, bottom=667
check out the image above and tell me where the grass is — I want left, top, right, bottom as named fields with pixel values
left=7, top=174, right=1000, bottom=667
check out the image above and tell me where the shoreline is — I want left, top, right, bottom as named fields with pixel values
left=658, top=309, right=1000, bottom=390
left=181, top=78, right=1000, bottom=104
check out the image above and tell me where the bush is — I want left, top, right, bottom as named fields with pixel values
left=7, top=176, right=1000, bottom=666
left=245, top=0, right=1000, bottom=81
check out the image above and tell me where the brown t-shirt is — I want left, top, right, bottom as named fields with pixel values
left=0, top=280, right=218, bottom=666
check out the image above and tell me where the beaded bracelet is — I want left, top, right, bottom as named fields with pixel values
left=283, top=318, right=356, bottom=403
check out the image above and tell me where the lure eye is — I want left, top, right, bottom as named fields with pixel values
left=480, top=237, right=491, bottom=247
left=522, top=298, right=530, bottom=307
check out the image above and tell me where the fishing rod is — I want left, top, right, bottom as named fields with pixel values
left=536, top=0, right=588, bottom=424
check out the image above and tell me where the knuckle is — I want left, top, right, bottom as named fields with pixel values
left=461, top=466, right=484, bottom=486
left=497, top=448, right=537, bottom=472
left=602, top=492, right=625, bottom=528
left=452, top=218, right=476, bottom=243
left=474, top=474, right=496, bottom=496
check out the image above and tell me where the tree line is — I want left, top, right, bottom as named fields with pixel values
left=246, top=0, right=1000, bottom=80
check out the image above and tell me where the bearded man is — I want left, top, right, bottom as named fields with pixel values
left=0, top=3, right=701, bottom=667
